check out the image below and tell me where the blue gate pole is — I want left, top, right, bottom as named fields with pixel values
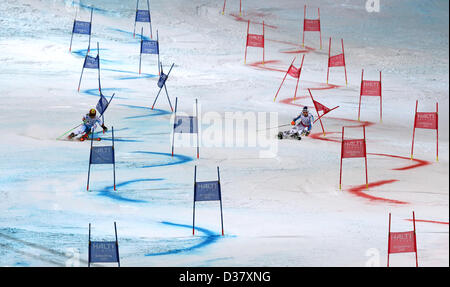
left=97, top=42, right=101, bottom=92
left=114, top=222, right=120, bottom=267
left=171, top=97, right=178, bottom=156
left=88, top=223, right=91, bottom=267
left=196, top=99, right=199, bottom=159
left=112, top=127, right=116, bottom=191
left=148, top=0, right=153, bottom=39
left=87, top=8, right=93, bottom=53
left=133, top=0, right=139, bottom=38
left=218, top=167, right=224, bottom=236
left=87, top=135, right=93, bottom=191
left=69, top=9, right=77, bottom=52
left=193, top=165, right=197, bottom=236
left=139, top=27, right=143, bottom=75
left=157, top=30, right=160, bottom=75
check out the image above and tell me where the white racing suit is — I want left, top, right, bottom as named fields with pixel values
left=73, top=114, right=104, bottom=136
left=283, top=112, right=314, bottom=137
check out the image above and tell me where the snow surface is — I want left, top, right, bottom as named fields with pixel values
left=0, top=0, right=448, bottom=267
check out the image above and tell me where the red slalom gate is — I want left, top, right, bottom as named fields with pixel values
left=388, top=212, right=419, bottom=267
left=339, top=125, right=368, bottom=190
left=358, top=69, right=382, bottom=122
left=222, top=0, right=242, bottom=16
left=327, top=38, right=347, bottom=86
left=273, top=55, right=305, bottom=102
left=308, top=89, right=339, bottom=136
left=411, top=100, right=439, bottom=162
left=302, top=5, right=322, bottom=49
left=244, top=20, right=265, bottom=65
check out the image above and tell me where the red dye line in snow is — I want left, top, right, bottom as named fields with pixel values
left=230, top=14, right=277, bottom=29
left=346, top=180, right=408, bottom=205
left=405, top=219, right=449, bottom=225
left=367, top=153, right=432, bottom=171
left=249, top=60, right=285, bottom=72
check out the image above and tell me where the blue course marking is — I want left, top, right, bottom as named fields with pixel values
left=103, top=68, right=156, bottom=80
left=131, top=151, right=193, bottom=168
left=119, top=105, right=171, bottom=119
left=145, top=221, right=222, bottom=256
left=71, top=48, right=117, bottom=65
left=96, top=178, right=164, bottom=203
left=108, top=27, right=151, bottom=41
left=81, top=88, right=130, bottom=99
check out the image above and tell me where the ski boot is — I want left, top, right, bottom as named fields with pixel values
left=67, top=132, right=75, bottom=140
left=292, top=133, right=302, bottom=140
left=79, top=133, right=90, bottom=142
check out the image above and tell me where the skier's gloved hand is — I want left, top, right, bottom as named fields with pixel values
left=291, top=121, right=296, bottom=126
left=102, top=125, right=108, bottom=133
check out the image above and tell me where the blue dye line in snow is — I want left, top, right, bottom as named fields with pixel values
left=71, top=48, right=117, bottom=65
left=81, top=88, right=130, bottom=99
left=121, top=104, right=172, bottom=120
left=103, top=68, right=156, bottom=80
left=108, top=27, right=151, bottom=41
left=131, top=151, right=193, bottom=168
left=96, top=178, right=164, bottom=203
left=145, top=221, right=221, bottom=257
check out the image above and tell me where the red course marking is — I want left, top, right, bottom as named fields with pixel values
left=230, top=13, right=277, bottom=29
left=405, top=219, right=449, bottom=225
left=249, top=60, right=285, bottom=72
left=346, top=180, right=408, bottom=205
left=367, top=153, right=432, bottom=171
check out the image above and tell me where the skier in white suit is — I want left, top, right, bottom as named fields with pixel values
left=68, top=108, right=108, bottom=140
left=279, top=106, right=314, bottom=140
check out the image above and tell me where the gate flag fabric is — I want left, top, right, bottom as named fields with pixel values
left=308, top=89, right=339, bottom=136
left=273, top=55, right=305, bottom=102
left=133, top=0, right=153, bottom=39
left=69, top=7, right=93, bottom=52
left=171, top=98, right=200, bottom=159
left=302, top=5, right=322, bottom=49
left=358, top=69, right=382, bottom=122
left=193, top=166, right=224, bottom=236
left=411, top=100, right=439, bottom=161
left=88, top=222, right=120, bottom=267
left=78, top=42, right=102, bottom=93
left=339, top=126, right=368, bottom=190
left=244, top=20, right=265, bottom=64
left=327, top=38, right=347, bottom=85
left=387, top=212, right=418, bottom=267
left=139, top=28, right=160, bottom=75
left=87, top=127, right=116, bottom=191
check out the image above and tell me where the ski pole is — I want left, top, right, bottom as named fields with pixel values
left=256, top=123, right=291, bottom=132
left=56, top=123, right=83, bottom=140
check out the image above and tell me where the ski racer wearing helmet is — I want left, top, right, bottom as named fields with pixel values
left=68, top=108, right=108, bottom=140
left=280, top=106, right=314, bottom=139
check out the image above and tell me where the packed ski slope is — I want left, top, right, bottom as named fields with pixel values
left=0, top=0, right=448, bottom=267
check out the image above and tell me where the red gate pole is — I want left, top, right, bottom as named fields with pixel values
left=327, top=37, right=331, bottom=84
left=342, top=39, right=348, bottom=86
left=364, top=125, right=368, bottom=189
left=318, top=8, right=322, bottom=49
left=387, top=213, right=391, bottom=267
left=339, top=126, right=344, bottom=190
left=222, top=0, right=226, bottom=15
left=244, top=20, right=249, bottom=64
left=240, top=0, right=242, bottom=16
left=413, top=211, right=418, bottom=267
left=293, top=55, right=305, bottom=101
left=358, top=69, right=364, bottom=121
left=379, top=71, right=382, bottom=122
left=302, top=5, right=306, bottom=48
left=411, top=100, right=418, bottom=160
left=274, top=57, right=296, bottom=102
left=436, top=102, right=439, bottom=162
left=262, top=21, right=265, bottom=65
